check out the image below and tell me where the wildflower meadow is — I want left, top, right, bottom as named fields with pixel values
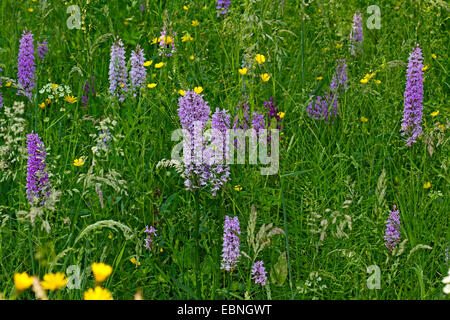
left=0, top=0, right=449, bottom=302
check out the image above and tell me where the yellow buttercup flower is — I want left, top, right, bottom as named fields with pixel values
left=143, top=60, right=153, bottom=67
left=183, top=5, right=190, bottom=10
left=189, top=55, right=194, bottom=61
left=120, top=83, right=126, bottom=88
left=39, top=102, right=46, bottom=109
left=194, top=86, right=203, bottom=94
left=234, top=185, right=243, bottom=191
left=64, top=95, right=77, bottom=104
left=360, top=78, right=369, bottom=84
left=316, top=76, right=323, bottom=81
left=277, top=111, right=285, bottom=119
left=374, top=79, right=381, bottom=85
left=255, top=54, right=266, bottom=65
left=151, top=37, right=158, bottom=45
left=40, top=272, right=68, bottom=291
left=28, top=8, right=34, bottom=13
left=261, top=73, right=270, bottom=82
left=360, top=116, right=368, bottom=123
left=178, top=90, right=186, bottom=96
left=91, top=262, right=113, bottom=283
left=181, top=34, right=194, bottom=42
left=154, top=62, right=165, bottom=69
left=238, top=68, right=248, bottom=76
left=423, top=182, right=431, bottom=189
left=108, top=233, right=113, bottom=239
left=5, top=81, right=12, bottom=87
left=335, top=43, right=343, bottom=49
left=191, top=20, right=199, bottom=27
left=430, top=110, right=439, bottom=117
left=84, top=286, right=113, bottom=300
left=130, top=257, right=141, bottom=266
left=14, top=272, right=34, bottom=291
left=163, top=36, right=173, bottom=45
left=147, top=83, right=157, bottom=88
left=422, top=64, right=429, bottom=71
left=73, top=158, right=85, bottom=167
left=431, top=53, right=437, bottom=59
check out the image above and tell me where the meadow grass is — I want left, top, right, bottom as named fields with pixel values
left=0, top=0, right=448, bottom=300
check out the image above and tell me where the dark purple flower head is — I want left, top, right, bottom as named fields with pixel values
left=265, top=97, right=279, bottom=121
left=330, top=59, right=348, bottom=93
left=252, top=260, right=267, bottom=286
left=217, top=0, right=231, bottom=17
left=221, top=216, right=241, bottom=271
left=81, top=76, right=96, bottom=108
left=265, top=97, right=282, bottom=130
left=17, top=29, right=36, bottom=99
left=37, top=40, right=48, bottom=62
left=349, top=12, right=363, bottom=55
left=401, top=44, right=424, bottom=146
left=130, top=45, right=147, bottom=96
left=265, top=97, right=284, bottom=142
left=109, top=37, right=128, bottom=102
left=307, top=92, right=338, bottom=122
left=26, top=132, right=51, bottom=206
left=384, top=205, right=401, bottom=252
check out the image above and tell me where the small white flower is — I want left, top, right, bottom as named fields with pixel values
left=443, top=275, right=450, bottom=284
left=444, top=284, right=450, bottom=295
left=443, top=269, right=450, bottom=295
